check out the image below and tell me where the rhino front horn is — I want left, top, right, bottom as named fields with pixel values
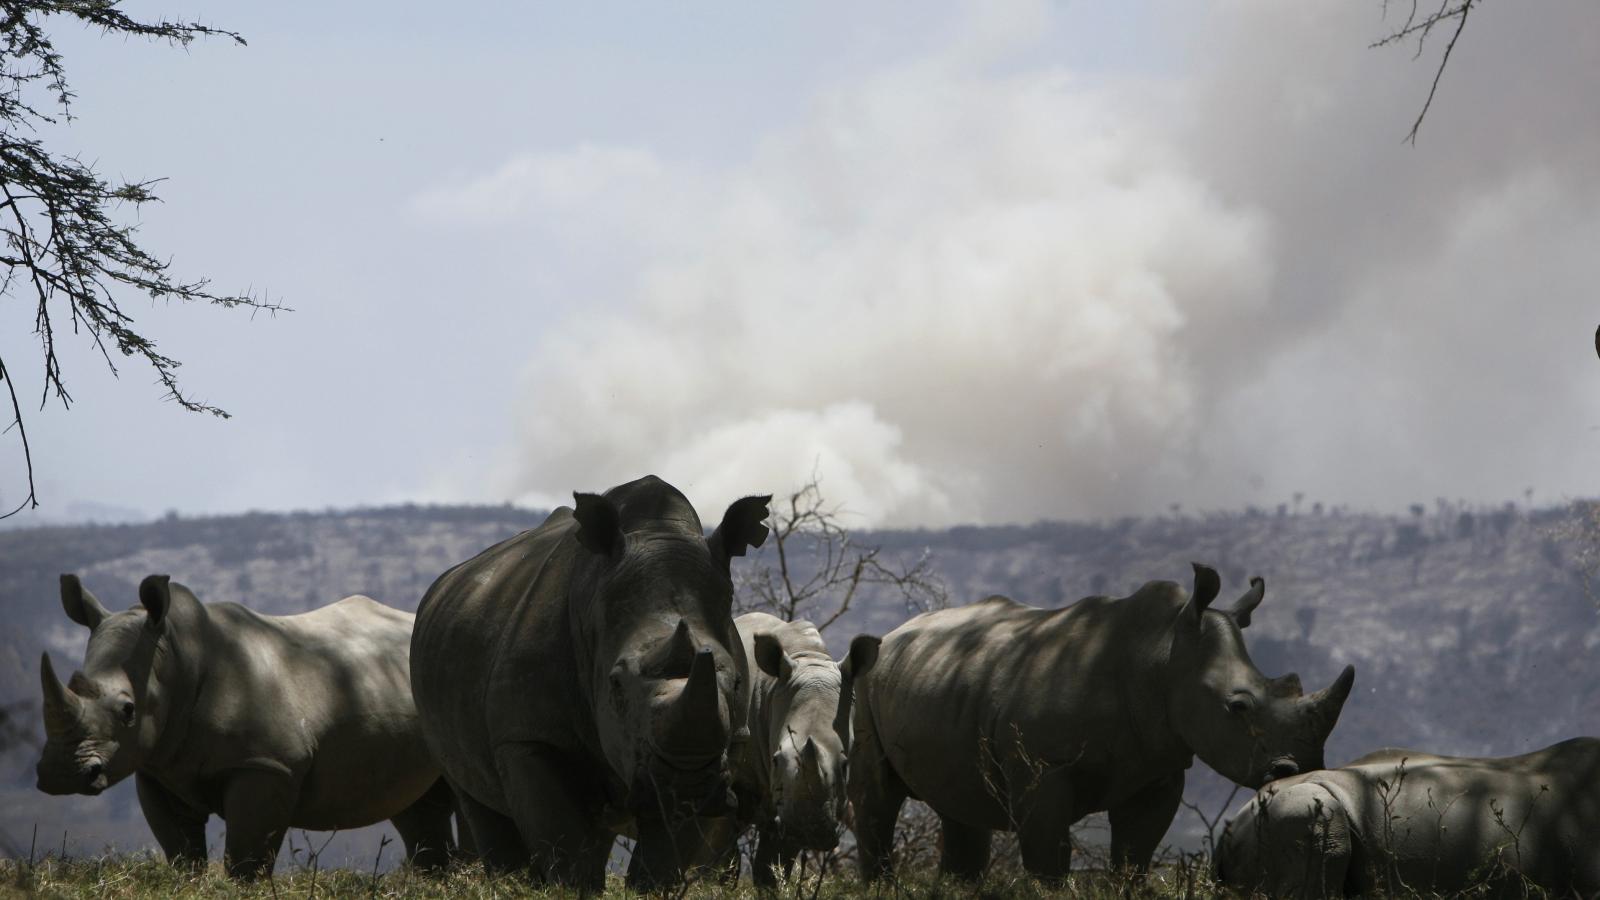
left=656, top=649, right=729, bottom=761
left=799, top=737, right=826, bottom=790
left=40, top=652, right=81, bottom=736
left=1310, top=665, right=1356, bottom=725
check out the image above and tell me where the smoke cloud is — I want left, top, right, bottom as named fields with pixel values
left=415, top=1, right=1600, bottom=526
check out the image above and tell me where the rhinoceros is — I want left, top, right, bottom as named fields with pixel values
left=35, top=575, right=455, bottom=878
left=710, top=613, right=855, bottom=885
left=847, top=563, right=1355, bottom=883
left=1214, top=737, right=1600, bottom=898
left=409, top=475, right=771, bottom=889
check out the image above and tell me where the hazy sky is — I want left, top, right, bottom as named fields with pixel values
left=2, top=0, right=1596, bottom=528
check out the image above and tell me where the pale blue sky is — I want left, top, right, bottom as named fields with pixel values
left=4, top=1, right=1597, bottom=526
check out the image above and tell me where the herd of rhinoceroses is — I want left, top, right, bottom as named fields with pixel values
left=30, top=476, right=1600, bottom=896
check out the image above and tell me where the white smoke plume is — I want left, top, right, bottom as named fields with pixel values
left=414, top=1, right=1600, bottom=526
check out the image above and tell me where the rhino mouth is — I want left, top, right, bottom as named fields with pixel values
left=775, top=813, right=840, bottom=852
left=1263, top=757, right=1301, bottom=783
left=36, top=761, right=108, bottom=796
left=629, top=753, right=736, bottom=818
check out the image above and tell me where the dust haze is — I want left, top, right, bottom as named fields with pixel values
left=411, top=1, right=1600, bottom=527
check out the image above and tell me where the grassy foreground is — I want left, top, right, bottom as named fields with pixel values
left=0, top=856, right=1232, bottom=900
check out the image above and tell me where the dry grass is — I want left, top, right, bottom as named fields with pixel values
left=0, top=854, right=1225, bottom=900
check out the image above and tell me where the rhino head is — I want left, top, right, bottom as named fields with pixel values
left=1167, top=564, right=1354, bottom=789
left=573, top=488, right=772, bottom=821
left=36, top=575, right=183, bottom=796
left=749, top=622, right=849, bottom=851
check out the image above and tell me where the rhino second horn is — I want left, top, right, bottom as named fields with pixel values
left=664, top=619, right=697, bottom=674
left=39, top=652, right=82, bottom=736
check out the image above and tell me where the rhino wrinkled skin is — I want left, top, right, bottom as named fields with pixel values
left=36, top=575, right=454, bottom=879
left=409, top=475, right=771, bottom=889
left=1215, top=737, right=1600, bottom=898
left=848, top=563, right=1356, bottom=883
left=709, top=613, right=854, bottom=885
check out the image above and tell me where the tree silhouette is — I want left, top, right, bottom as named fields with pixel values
left=0, top=1, right=284, bottom=518
left=734, top=474, right=946, bottom=632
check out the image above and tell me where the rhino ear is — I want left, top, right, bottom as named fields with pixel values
left=572, top=492, right=624, bottom=557
left=752, top=632, right=789, bottom=680
left=1229, top=576, right=1265, bottom=629
left=60, top=574, right=110, bottom=629
left=841, top=633, right=882, bottom=681
left=709, top=494, right=772, bottom=572
left=1181, top=563, right=1222, bottom=624
left=138, top=575, right=173, bottom=628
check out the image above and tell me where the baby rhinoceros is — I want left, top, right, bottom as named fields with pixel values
left=724, top=613, right=858, bottom=886
left=36, top=574, right=455, bottom=878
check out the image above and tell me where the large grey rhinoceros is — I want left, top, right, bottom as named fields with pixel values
left=36, top=574, right=455, bottom=878
left=712, top=613, right=857, bottom=886
left=1214, top=737, right=1600, bottom=898
left=409, top=475, right=771, bottom=889
left=848, top=563, right=1356, bottom=883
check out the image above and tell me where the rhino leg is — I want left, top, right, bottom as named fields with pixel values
left=695, top=815, right=743, bottom=885
left=1013, top=770, right=1079, bottom=886
left=451, top=782, right=530, bottom=873
left=938, top=816, right=993, bottom=881
left=447, top=788, right=477, bottom=860
left=846, top=721, right=909, bottom=882
left=390, top=777, right=456, bottom=871
left=136, top=772, right=207, bottom=870
left=751, top=826, right=795, bottom=888
left=221, top=769, right=297, bottom=879
left=1107, top=770, right=1185, bottom=872
left=494, top=743, right=610, bottom=890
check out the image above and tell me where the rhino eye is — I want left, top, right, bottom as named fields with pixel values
left=1226, top=695, right=1253, bottom=714
left=119, top=701, right=136, bottom=725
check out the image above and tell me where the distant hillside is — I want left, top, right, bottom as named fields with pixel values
left=2, top=499, right=1597, bottom=865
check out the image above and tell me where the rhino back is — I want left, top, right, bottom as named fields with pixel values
left=862, top=589, right=1178, bottom=825
left=411, top=509, right=588, bottom=811
left=1245, top=739, right=1600, bottom=895
left=180, top=596, right=437, bottom=828
left=1344, top=740, right=1600, bottom=893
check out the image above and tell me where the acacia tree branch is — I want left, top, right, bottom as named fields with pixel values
left=1372, top=0, right=1480, bottom=144
left=0, top=2, right=280, bottom=517
left=0, top=354, right=37, bottom=517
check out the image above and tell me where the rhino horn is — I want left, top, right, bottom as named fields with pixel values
left=796, top=737, right=827, bottom=796
left=39, top=653, right=82, bottom=736
left=665, top=619, right=697, bottom=674
left=1308, top=665, right=1356, bottom=730
left=657, top=648, right=728, bottom=759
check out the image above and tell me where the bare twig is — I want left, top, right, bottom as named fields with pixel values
left=734, top=471, right=947, bottom=630
left=1372, top=0, right=1480, bottom=144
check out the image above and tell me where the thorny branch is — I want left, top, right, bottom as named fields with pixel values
left=0, top=1, right=280, bottom=517
left=1373, top=0, right=1480, bottom=144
